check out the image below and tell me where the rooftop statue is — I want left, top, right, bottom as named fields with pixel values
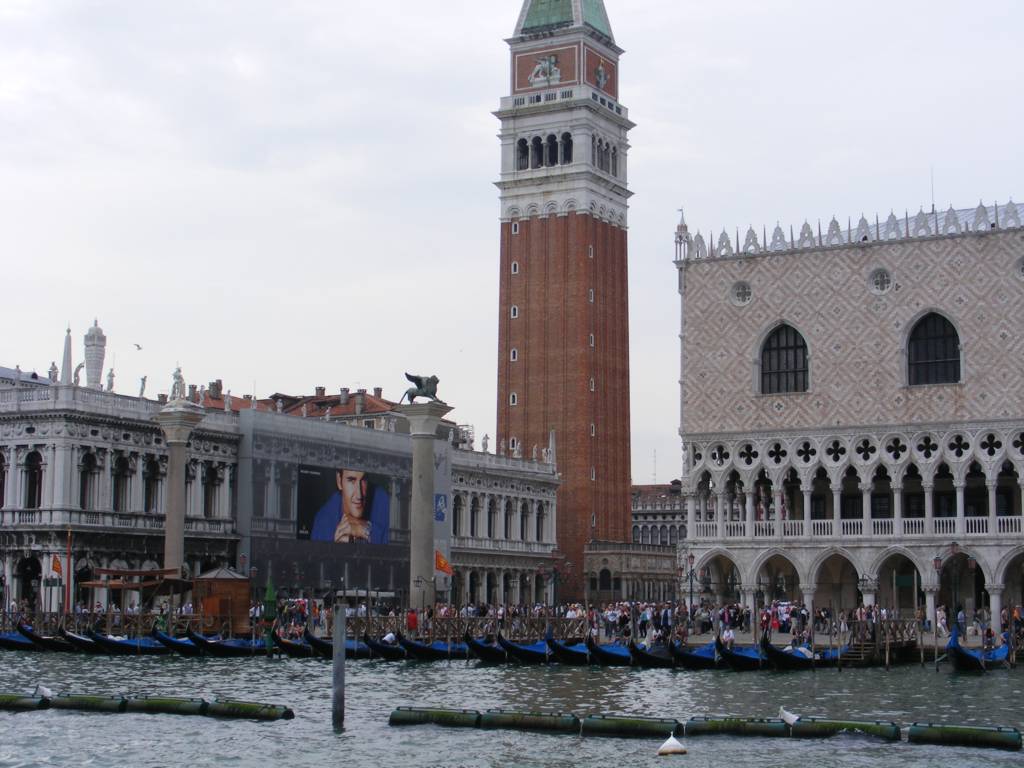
left=400, top=373, right=445, bottom=405
left=170, top=366, right=187, bottom=401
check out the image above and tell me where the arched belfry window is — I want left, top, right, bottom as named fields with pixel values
left=516, top=138, right=529, bottom=171
left=560, top=132, right=573, bottom=164
left=760, top=324, right=808, bottom=394
left=908, top=312, right=961, bottom=385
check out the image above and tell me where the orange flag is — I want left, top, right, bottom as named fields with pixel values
left=434, top=550, right=453, bottom=576
left=52, top=556, right=62, bottom=576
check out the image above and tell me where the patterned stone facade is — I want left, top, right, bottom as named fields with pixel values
left=674, top=202, right=1024, bottom=632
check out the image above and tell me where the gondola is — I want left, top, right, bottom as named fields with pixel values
left=363, top=633, right=406, bottom=661
left=546, top=637, right=590, bottom=666
left=760, top=635, right=816, bottom=671
left=302, top=628, right=372, bottom=660
left=586, top=635, right=632, bottom=666
left=58, top=627, right=103, bottom=654
left=715, top=636, right=765, bottom=671
left=16, top=622, right=77, bottom=653
left=948, top=627, right=1008, bottom=673
left=464, top=632, right=508, bottom=664
left=186, top=628, right=265, bottom=657
left=87, top=630, right=171, bottom=656
left=671, top=640, right=720, bottom=670
left=629, top=639, right=675, bottom=668
left=0, top=630, right=38, bottom=652
left=151, top=628, right=203, bottom=657
left=497, top=633, right=549, bottom=664
left=398, top=633, right=469, bottom=661
left=272, top=630, right=316, bottom=658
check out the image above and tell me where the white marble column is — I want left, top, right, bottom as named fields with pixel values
left=954, top=483, right=966, bottom=535
left=716, top=493, right=726, bottom=538
left=924, top=586, right=937, bottom=633
left=98, top=451, right=112, bottom=511
left=860, top=483, right=872, bottom=536
left=5, top=449, right=20, bottom=509
left=892, top=484, right=903, bottom=536
left=801, top=487, right=812, bottom=538
left=266, top=463, right=280, bottom=519
left=686, top=495, right=696, bottom=539
left=832, top=488, right=842, bottom=532
left=988, top=585, right=1004, bottom=640
left=131, top=454, right=145, bottom=512
left=801, top=586, right=816, bottom=621
left=772, top=489, right=783, bottom=539
left=52, top=443, right=70, bottom=510
left=923, top=482, right=935, bottom=535
left=987, top=481, right=998, bottom=533
left=41, top=445, right=55, bottom=509
left=745, top=492, right=754, bottom=537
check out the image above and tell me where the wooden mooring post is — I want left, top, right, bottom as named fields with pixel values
left=332, top=599, right=346, bottom=730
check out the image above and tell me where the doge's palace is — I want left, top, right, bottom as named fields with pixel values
left=675, top=201, right=1024, bottom=632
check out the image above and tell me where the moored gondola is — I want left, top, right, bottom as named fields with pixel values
left=497, top=633, right=548, bottom=664
left=628, top=639, right=675, bottom=668
left=671, top=640, right=720, bottom=670
left=272, top=631, right=316, bottom=658
left=947, top=627, right=1008, bottom=673
left=586, top=635, right=632, bottom=666
left=17, top=622, right=77, bottom=653
left=398, top=634, right=469, bottom=661
left=546, top=637, right=589, bottom=665
left=363, top=633, right=407, bottom=661
left=59, top=627, right=103, bottom=654
left=715, top=636, right=764, bottom=671
left=186, top=629, right=265, bottom=658
left=464, top=632, right=508, bottom=663
left=87, top=630, right=171, bottom=656
left=0, top=630, right=38, bottom=652
left=760, top=636, right=815, bottom=671
left=302, top=628, right=372, bottom=660
left=151, top=628, right=203, bottom=657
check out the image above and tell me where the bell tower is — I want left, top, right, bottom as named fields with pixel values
left=496, top=0, right=633, bottom=599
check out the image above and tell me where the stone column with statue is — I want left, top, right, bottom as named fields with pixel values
left=154, top=367, right=205, bottom=577
left=398, top=373, right=451, bottom=613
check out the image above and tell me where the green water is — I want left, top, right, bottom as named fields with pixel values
left=0, top=652, right=1022, bottom=767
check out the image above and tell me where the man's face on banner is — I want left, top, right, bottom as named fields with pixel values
left=336, top=469, right=367, bottom=519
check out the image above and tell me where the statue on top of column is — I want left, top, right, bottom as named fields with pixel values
left=399, top=373, right=445, bottom=405
left=170, top=367, right=187, bottom=400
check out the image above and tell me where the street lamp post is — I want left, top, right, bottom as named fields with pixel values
left=679, top=553, right=697, bottom=630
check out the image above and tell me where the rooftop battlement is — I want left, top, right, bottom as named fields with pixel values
left=674, top=200, right=1022, bottom=263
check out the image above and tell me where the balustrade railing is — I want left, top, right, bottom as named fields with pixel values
left=840, top=519, right=863, bottom=537
left=965, top=517, right=988, bottom=535
left=753, top=520, right=774, bottom=538
left=902, top=518, right=925, bottom=535
left=872, top=518, right=893, bottom=536
left=782, top=520, right=803, bottom=537
left=694, top=521, right=716, bottom=539
left=934, top=518, right=956, bottom=535
left=811, top=519, right=833, bottom=537
left=998, top=516, right=1023, bottom=534
left=724, top=521, right=745, bottom=538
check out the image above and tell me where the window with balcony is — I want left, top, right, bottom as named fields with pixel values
left=24, top=451, right=43, bottom=509
left=112, top=455, right=131, bottom=513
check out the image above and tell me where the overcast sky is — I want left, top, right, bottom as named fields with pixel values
left=2, top=1, right=1022, bottom=484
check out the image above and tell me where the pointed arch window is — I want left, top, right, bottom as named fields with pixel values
left=760, top=324, right=808, bottom=394
left=908, top=312, right=960, bottom=385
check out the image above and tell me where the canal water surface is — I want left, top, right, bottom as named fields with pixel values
left=1, top=653, right=1022, bottom=767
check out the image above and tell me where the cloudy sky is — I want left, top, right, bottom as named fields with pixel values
left=2, top=1, right=1021, bottom=483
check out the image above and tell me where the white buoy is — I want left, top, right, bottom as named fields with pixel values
left=657, top=734, right=687, bottom=756
left=779, top=706, right=800, bottom=726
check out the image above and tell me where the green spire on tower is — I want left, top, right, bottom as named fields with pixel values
left=516, top=0, right=614, bottom=41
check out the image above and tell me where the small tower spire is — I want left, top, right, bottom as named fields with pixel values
left=60, top=327, right=73, bottom=385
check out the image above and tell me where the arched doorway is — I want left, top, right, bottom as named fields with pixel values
left=813, top=552, right=860, bottom=613
left=15, top=556, right=42, bottom=609
left=754, top=553, right=801, bottom=607
left=875, top=552, right=924, bottom=619
left=938, top=551, right=987, bottom=620
left=699, top=553, right=741, bottom=606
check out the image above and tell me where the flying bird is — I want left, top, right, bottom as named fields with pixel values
left=133, top=344, right=143, bottom=350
